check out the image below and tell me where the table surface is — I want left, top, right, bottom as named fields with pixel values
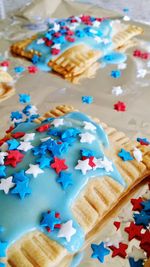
left=2, top=0, right=150, bottom=24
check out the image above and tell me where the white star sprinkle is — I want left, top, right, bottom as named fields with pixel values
left=83, top=121, right=96, bottom=132
left=117, top=62, right=127, bottom=70
left=69, top=22, right=79, bottom=30
left=137, top=69, right=147, bottom=78
left=105, top=230, right=123, bottom=248
left=79, top=132, right=95, bottom=144
left=40, top=137, right=51, bottom=142
left=51, top=43, right=61, bottom=49
left=93, top=20, right=101, bottom=27
left=0, top=152, right=8, bottom=165
left=75, top=159, right=92, bottom=175
left=52, top=23, right=60, bottom=32
left=58, top=220, right=76, bottom=242
left=18, top=141, right=33, bottom=152
left=128, top=246, right=146, bottom=261
left=133, top=147, right=143, bottom=162
left=21, top=133, right=35, bottom=142
left=0, top=176, right=15, bottom=194
left=37, top=38, right=45, bottom=45
left=123, top=15, right=130, bottom=21
left=29, top=105, right=38, bottom=115
left=52, top=118, right=64, bottom=127
left=112, top=86, right=123, bottom=96
left=94, top=156, right=113, bottom=172
left=25, top=164, right=44, bottom=178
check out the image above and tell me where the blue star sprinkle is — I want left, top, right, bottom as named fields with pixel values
left=141, top=200, right=150, bottom=213
left=36, top=156, right=52, bottom=169
left=0, top=240, right=8, bottom=257
left=11, top=180, right=32, bottom=200
left=7, top=139, right=19, bottom=150
left=40, top=211, right=61, bottom=231
left=61, top=128, right=80, bottom=143
left=118, top=148, right=133, bottom=161
left=111, top=70, right=121, bottom=78
left=13, top=170, right=29, bottom=183
left=129, top=257, right=143, bottom=267
left=91, top=242, right=110, bottom=263
left=10, top=111, right=23, bottom=121
left=19, top=94, right=31, bottom=104
left=32, top=54, right=39, bottom=64
left=81, top=148, right=95, bottom=157
left=32, top=145, right=47, bottom=156
left=14, top=66, right=25, bottom=74
left=82, top=96, right=93, bottom=104
left=57, top=172, right=73, bottom=190
left=0, top=166, right=6, bottom=178
left=137, top=137, right=150, bottom=145
left=75, top=29, right=85, bottom=38
left=134, top=210, right=150, bottom=228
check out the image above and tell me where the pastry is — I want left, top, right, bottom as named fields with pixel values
left=0, top=70, right=15, bottom=102
left=11, top=15, right=143, bottom=83
left=0, top=105, right=150, bottom=267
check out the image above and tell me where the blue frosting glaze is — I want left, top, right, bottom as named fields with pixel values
left=0, top=112, right=125, bottom=253
left=24, top=18, right=122, bottom=72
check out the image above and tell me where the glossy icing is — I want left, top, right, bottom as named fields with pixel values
left=0, top=112, right=125, bottom=253
left=25, top=16, right=126, bottom=71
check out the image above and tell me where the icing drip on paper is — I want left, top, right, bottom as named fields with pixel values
left=0, top=112, right=125, bottom=253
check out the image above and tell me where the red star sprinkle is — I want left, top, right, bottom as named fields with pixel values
left=11, top=132, right=25, bottom=139
left=114, top=101, right=126, bottom=112
left=131, top=197, right=143, bottom=211
left=5, top=126, right=14, bottom=134
left=51, top=48, right=60, bottom=55
left=66, top=30, right=74, bottom=36
left=45, top=40, right=53, bottom=47
left=65, top=36, right=75, bottom=42
left=109, top=242, right=128, bottom=258
left=0, top=60, right=10, bottom=67
left=53, top=32, right=61, bottom=37
left=113, top=221, right=121, bottom=231
left=28, top=66, right=38, bottom=73
left=124, top=222, right=143, bottom=241
left=5, top=150, right=24, bottom=167
left=51, top=157, right=68, bottom=174
left=133, top=50, right=142, bottom=57
left=140, top=230, right=150, bottom=257
left=36, top=124, right=50, bottom=132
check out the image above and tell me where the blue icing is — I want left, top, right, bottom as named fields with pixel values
left=0, top=112, right=125, bottom=253
left=25, top=18, right=122, bottom=72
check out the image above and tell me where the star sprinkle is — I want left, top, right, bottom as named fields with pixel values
left=0, top=240, right=8, bottom=257
left=14, top=66, right=25, bottom=74
left=25, top=164, right=44, bottom=178
left=11, top=132, right=25, bottom=139
left=109, top=242, right=128, bottom=258
left=137, top=69, right=147, bottom=78
left=5, top=150, right=24, bottom=167
left=118, top=62, right=127, bottom=70
left=11, top=111, right=23, bottom=121
left=124, top=222, right=143, bottom=241
left=17, top=141, right=33, bottom=152
left=41, top=210, right=61, bottom=231
left=57, top=172, right=73, bottom=190
left=75, top=159, right=92, bottom=175
left=133, top=147, right=143, bottom=162
left=141, top=200, right=150, bottom=212
left=0, top=176, right=15, bottom=194
left=91, top=242, right=110, bottom=263
left=52, top=118, right=64, bottom=127
left=28, top=65, right=38, bottom=74
left=111, top=70, right=121, bottom=78
left=36, top=123, right=50, bottom=132
left=58, top=220, right=76, bottom=242
left=131, top=197, right=143, bottom=212
left=118, top=148, right=133, bottom=161
left=82, top=96, right=93, bottom=104
left=128, top=246, right=146, bottom=261
left=11, top=180, right=31, bottom=199
left=0, top=166, right=6, bottom=178
left=134, top=211, right=150, bottom=228
left=94, top=156, right=113, bottom=172
left=83, top=121, right=96, bottom=132
left=21, top=133, right=35, bottom=142
left=13, top=170, right=29, bottom=183
left=79, top=132, right=95, bottom=144
left=51, top=157, right=68, bottom=174
left=114, top=101, right=126, bottom=112
left=19, top=94, right=31, bottom=104
left=36, top=156, right=52, bottom=169
left=112, top=86, right=123, bottom=96
left=137, top=137, right=150, bottom=146
left=7, top=139, right=19, bottom=150
left=129, top=257, right=144, bottom=267
left=105, top=230, right=123, bottom=248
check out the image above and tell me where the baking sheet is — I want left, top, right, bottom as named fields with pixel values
left=0, top=0, right=150, bottom=266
